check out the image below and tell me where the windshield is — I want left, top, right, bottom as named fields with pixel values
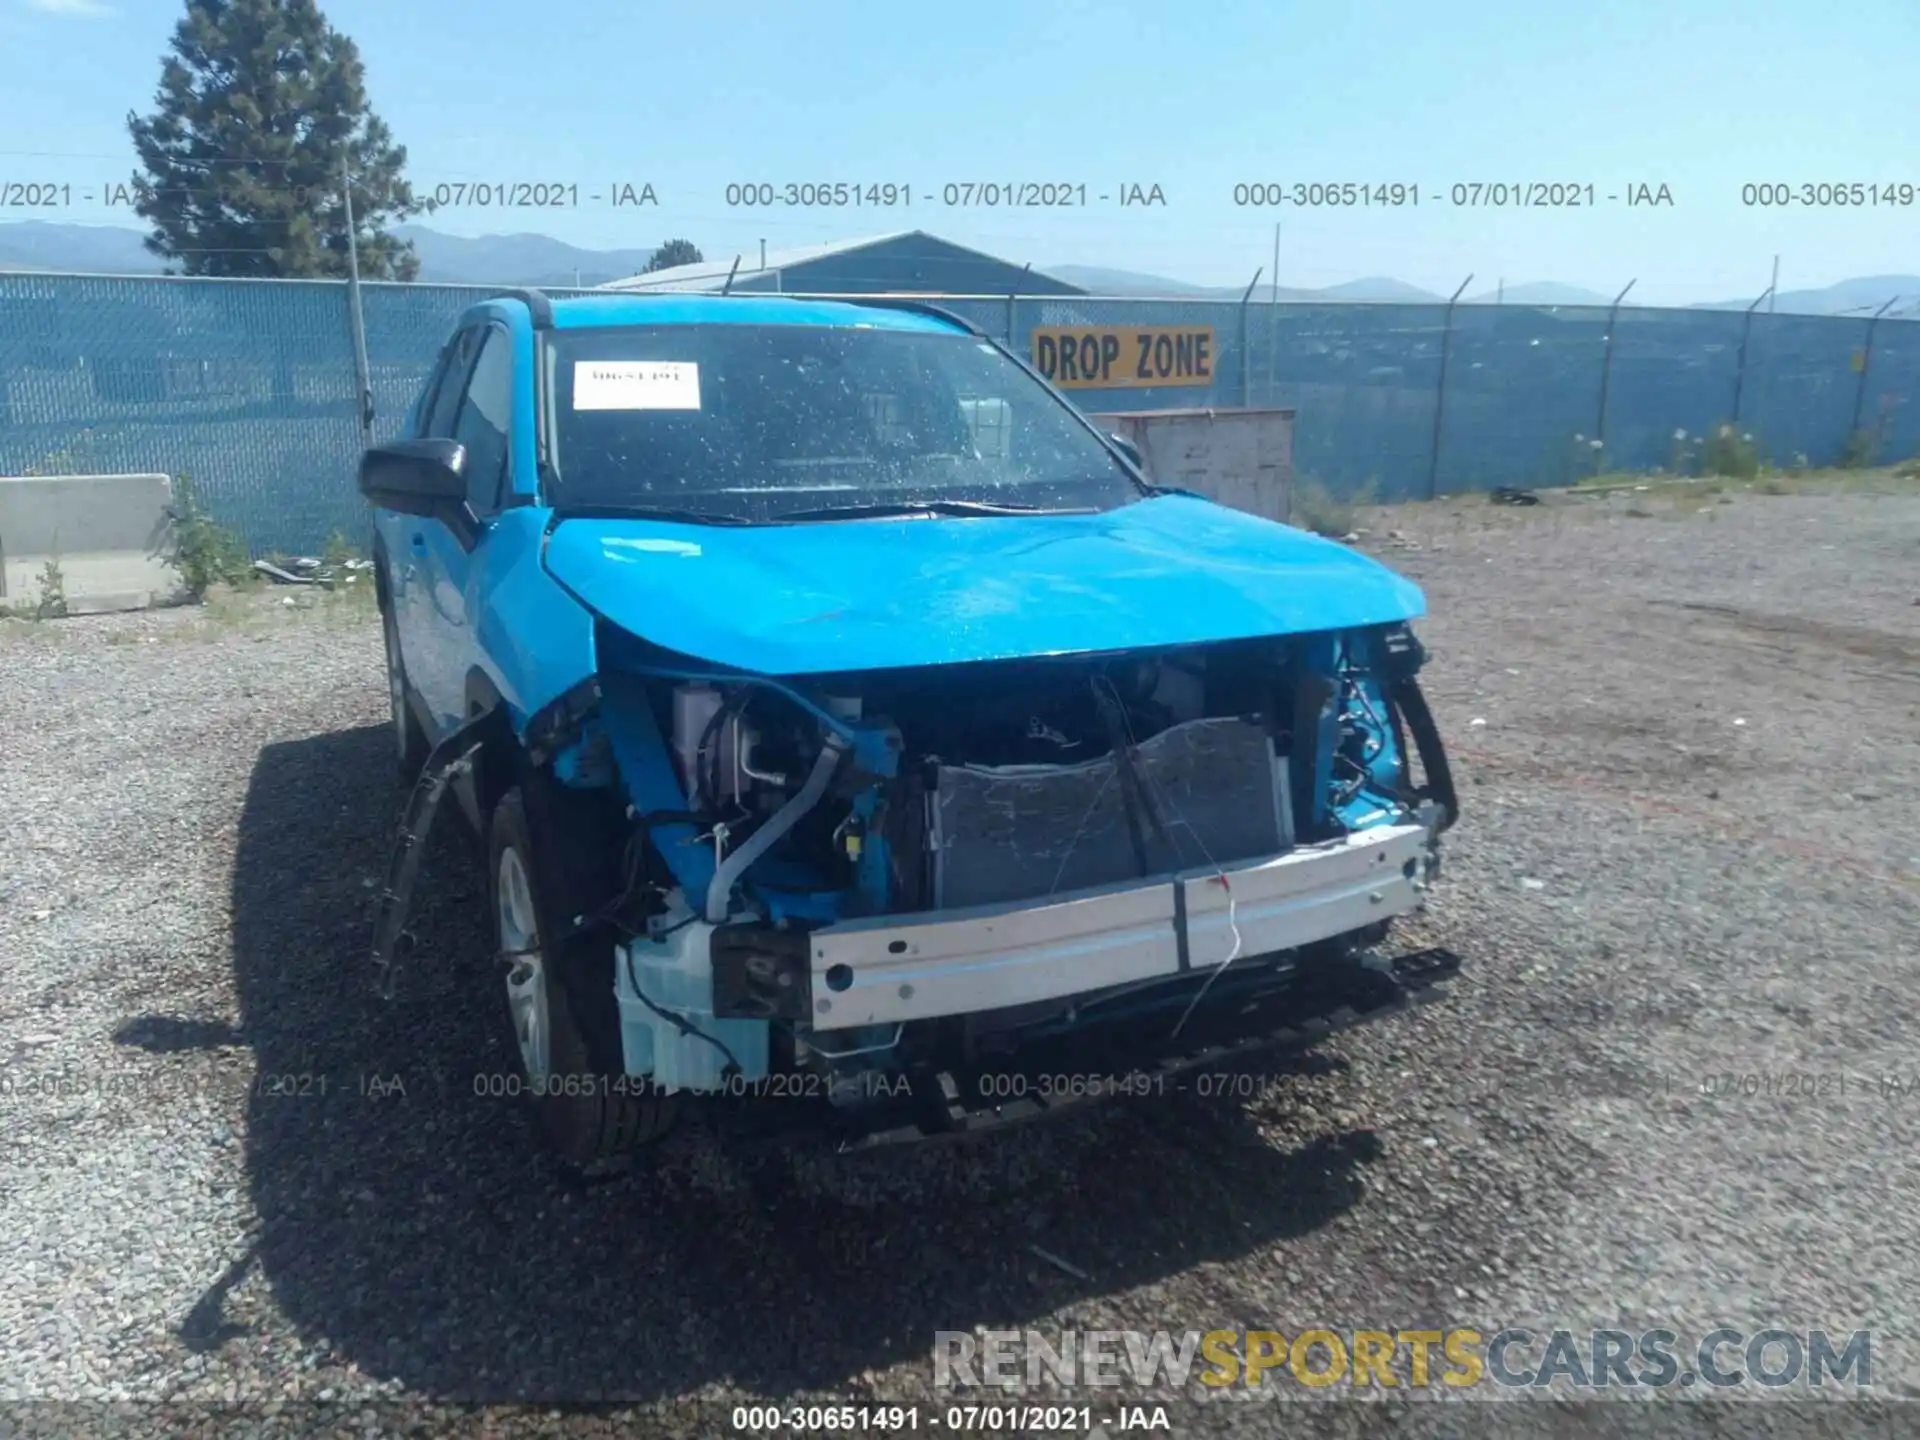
left=543, top=322, right=1142, bottom=521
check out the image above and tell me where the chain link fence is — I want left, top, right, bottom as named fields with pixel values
left=1, top=272, right=1914, bottom=554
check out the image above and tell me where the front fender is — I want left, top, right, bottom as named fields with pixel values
left=464, top=508, right=598, bottom=733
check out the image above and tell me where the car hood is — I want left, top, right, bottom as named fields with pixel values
left=542, top=492, right=1425, bottom=675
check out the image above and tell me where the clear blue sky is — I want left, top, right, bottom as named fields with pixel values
left=2, top=0, right=1915, bottom=303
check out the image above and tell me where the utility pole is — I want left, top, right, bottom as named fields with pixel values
left=1268, top=223, right=1280, bottom=406
left=1426, top=273, right=1473, bottom=499
left=1849, top=296, right=1900, bottom=444
left=341, top=154, right=374, bottom=450
left=1732, top=285, right=1774, bottom=425
left=1595, top=278, right=1638, bottom=457
left=1238, top=267, right=1263, bottom=407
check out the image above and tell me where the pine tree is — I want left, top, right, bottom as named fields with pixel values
left=644, top=239, right=704, bottom=273
left=127, top=0, right=424, bottom=279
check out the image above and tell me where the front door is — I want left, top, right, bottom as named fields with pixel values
left=398, top=322, right=515, bottom=734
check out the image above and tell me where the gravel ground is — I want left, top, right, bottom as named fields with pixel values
left=1, top=486, right=1916, bottom=1438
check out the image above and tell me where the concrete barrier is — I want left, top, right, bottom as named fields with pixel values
left=1090, top=408, right=1295, bottom=523
left=0, top=473, right=180, bottom=614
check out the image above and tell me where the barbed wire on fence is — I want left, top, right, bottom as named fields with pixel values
left=0, top=270, right=1913, bottom=556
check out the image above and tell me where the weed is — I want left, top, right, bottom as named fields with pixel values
left=1667, top=430, right=1700, bottom=475
left=1839, top=429, right=1882, bottom=470
left=1290, top=477, right=1373, bottom=537
left=167, top=474, right=255, bottom=599
left=32, top=557, right=68, bottom=618
left=2, top=557, right=71, bottom=619
left=1564, top=433, right=1608, bottom=482
left=1699, top=424, right=1761, bottom=480
left=321, top=529, right=363, bottom=570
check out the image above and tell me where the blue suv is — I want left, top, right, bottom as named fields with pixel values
left=362, top=289, right=1458, bottom=1169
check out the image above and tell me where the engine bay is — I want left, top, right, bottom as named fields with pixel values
left=545, top=619, right=1454, bottom=1113
left=654, top=639, right=1305, bottom=915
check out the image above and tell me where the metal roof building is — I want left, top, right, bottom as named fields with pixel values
left=597, top=230, right=1084, bottom=297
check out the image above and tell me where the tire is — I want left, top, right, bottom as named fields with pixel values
left=380, top=589, right=431, bottom=783
left=488, top=785, right=678, bottom=1167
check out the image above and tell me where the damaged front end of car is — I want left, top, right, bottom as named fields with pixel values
left=514, top=608, right=1459, bottom=1149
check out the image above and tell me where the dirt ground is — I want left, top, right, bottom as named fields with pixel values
left=1, top=475, right=1916, bottom=1437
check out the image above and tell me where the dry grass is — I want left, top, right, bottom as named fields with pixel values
left=0, top=575, right=376, bottom=649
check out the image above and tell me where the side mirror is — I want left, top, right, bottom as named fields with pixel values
left=1109, top=433, right=1146, bottom=472
left=359, top=438, right=483, bottom=547
left=359, top=438, right=468, bottom=518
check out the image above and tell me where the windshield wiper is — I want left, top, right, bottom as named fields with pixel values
left=769, top=498, right=1091, bottom=522
left=554, top=503, right=759, bottom=526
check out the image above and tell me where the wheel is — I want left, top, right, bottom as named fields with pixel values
left=488, top=785, right=678, bottom=1168
left=380, top=584, right=431, bottom=782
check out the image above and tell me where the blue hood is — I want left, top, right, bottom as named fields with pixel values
left=542, top=493, right=1424, bottom=676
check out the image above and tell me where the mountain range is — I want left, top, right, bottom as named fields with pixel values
left=1042, top=265, right=1452, bottom=304
left=1042, top=266, right=1920, bottom=315
left=0, top=220, right=1911, bottom=316
left=0, top=220, right=660, bottom=289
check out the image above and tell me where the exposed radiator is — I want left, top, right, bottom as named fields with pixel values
left=929, top=715, right=1293, bottom=909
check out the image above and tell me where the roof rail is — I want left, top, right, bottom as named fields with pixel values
left=838, top=295, right=984, bottom=336
left=486, top=287, right=555, bottom=329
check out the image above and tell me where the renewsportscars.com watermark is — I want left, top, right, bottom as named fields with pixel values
left=935, top=1327, right=1872, bottom=1392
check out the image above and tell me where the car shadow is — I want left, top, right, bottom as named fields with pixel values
left=143, top=723, right=1381, bottom=1403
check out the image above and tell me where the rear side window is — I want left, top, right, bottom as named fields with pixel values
left=453, top=329, right=514, bottom=514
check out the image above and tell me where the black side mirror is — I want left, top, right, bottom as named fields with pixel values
left=1109, top=433, right=1146, bottom=472
left=359, top=439, right=481, bottom=547
left=360, top=438, right=466, bottom=512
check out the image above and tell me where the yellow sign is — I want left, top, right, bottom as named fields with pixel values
left=1031, top=325, right=1215, bottom=389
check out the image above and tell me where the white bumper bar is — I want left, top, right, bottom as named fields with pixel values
left=807, top=821, right=1435, bottom=1031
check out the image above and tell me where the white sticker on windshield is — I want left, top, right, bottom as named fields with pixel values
left=572, top=361, right=701, bottom=411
